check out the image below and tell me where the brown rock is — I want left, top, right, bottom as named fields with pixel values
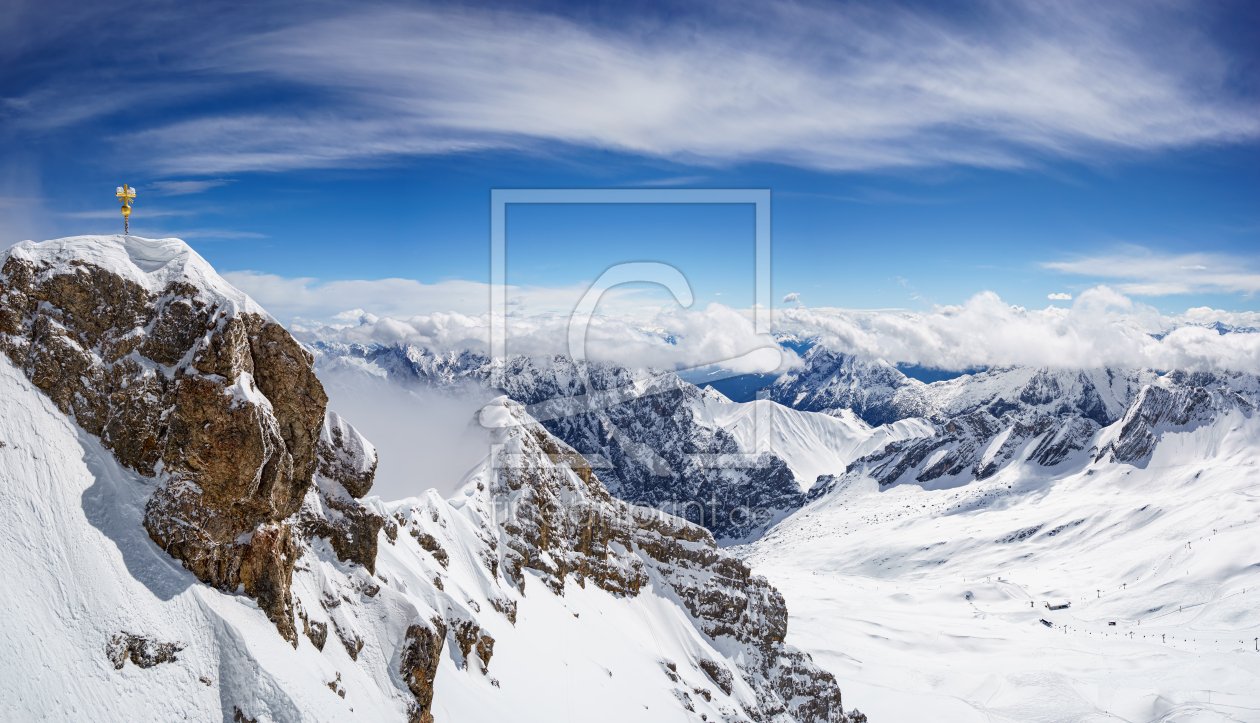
left=298, top=475, right=385, bottom=574
left=303, top=617, right=328, bottom=651
left=297, top=410, right=384, bottom=571
left=239, top=525, right=300, bottom=644
left=334, top=618, right=364, bottom=661
left=698, top=659, right=733, bottom=696
left=450, top=618, right=494, bottom=673
left=410, top=530, right=449, bottom=568
left=0, top=244, right=378, bottom=646
left=475, top=633, right=495, bottom=673
left=248, top=321, right=327, bottom=509
left=317, top=410, right=377, bottom=498
left=400, top=620, right=446, bottom=723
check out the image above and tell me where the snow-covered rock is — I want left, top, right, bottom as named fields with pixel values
left=0, top=236, right=859, bottom=722
left=1, top=235, right=344, bottom=643
left=770, top=344, right=1260, bottom=490
left=742, top=377, right=1260, bottom=722
left=1096, top=383, right=1255, bottom=465
left=770, top=346, right=1156, bottom=428
left=768, top=346, right=928, bottom=426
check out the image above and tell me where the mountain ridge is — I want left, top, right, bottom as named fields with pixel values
left=308, top=342, right=813, bottom=542
left=0, top=236, right=861, bottom=723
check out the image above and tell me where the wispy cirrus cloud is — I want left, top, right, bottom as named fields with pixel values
left=61, top=208, right=206, bottom=219
left=151, top=228, right=266, bottom=240
left=96, top=0, right=1260, bottom=175
left=1043, top=245, right=1260, bottom=296
left=148, top=179, right=233, bottom=196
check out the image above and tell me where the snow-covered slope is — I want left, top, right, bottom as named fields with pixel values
left=743, top=371, right=1260, bottom=722
left=693, top=393, right=933, bottom=494
left=2, top=351, right=864, bottom=722
left=0, top=236, right=859, bottom=722
left=746, top=343, right=1260, bottom=720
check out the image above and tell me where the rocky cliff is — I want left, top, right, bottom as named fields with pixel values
left=0, top=236, right=384, bottom=646
left=768, top=346, right=930, bottom=426
left=457, top=397, right=859, bottom=722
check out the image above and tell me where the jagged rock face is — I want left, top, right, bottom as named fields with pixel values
left=1098, top=385, right=1253, bottom=464
left=472, top=398, right=852, bottom=722
left=770, top=346, right=1149, bottom=428
left=769, top=346, right=928, bottom=426
left=849, top=411, right=1097, bottom=486
left=831, top=365, right=1257, bottom=487
left=0, top=237, right=380, bottom=645
left=297, top=411, right=385, bottom=572
left=310, top=344, right=807, bottom=541
left=400, top=621, right=446, bottom=723
left=540, top=382, right=806, bottom=542
left=769, top=343, right=1260, bottom=490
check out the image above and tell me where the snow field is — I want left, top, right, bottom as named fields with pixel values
left=742, top=405, right=1260, bottom=722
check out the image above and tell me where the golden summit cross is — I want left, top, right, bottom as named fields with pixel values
left=115, top=184, right=136, bottom=235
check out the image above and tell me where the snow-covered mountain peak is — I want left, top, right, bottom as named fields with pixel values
left=767, top=341, right=1260, bottom=494
left=0, top=236, right=862, bottom=722
left=3, top=235, right=271, bottom=322
left=769, top=346, right=924, bottom=426
left=770, top=345, right=1168, bottom=429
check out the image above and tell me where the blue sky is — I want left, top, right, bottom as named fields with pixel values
left=3, top=0, right=1259, bottom=325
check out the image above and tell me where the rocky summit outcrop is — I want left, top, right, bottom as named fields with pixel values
left=310, top=344, right=808, bottom=541
left=0, top=236, right=382, bottom=644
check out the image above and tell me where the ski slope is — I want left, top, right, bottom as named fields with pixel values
left=742, top=404, right=1260, bottom=722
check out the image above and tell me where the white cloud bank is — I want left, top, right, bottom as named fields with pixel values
left=779, top=288, right=1260, bottom=373
left=268, top=272, right=1260, bottom=375
left=297, top=304, right=793, bottom=377
left=118, top=0, right=1259, bottom=174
